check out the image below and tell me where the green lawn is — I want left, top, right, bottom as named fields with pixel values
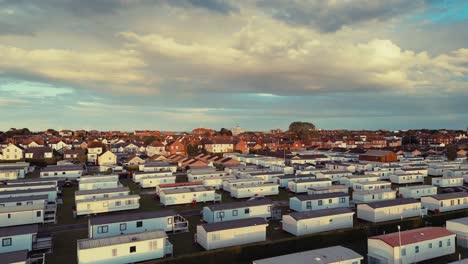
left=46, top=229, right=88, bottom=264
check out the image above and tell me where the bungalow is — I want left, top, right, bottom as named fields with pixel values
left=202, top=198, right=274, bottom=223
left=446, top=217, right=468, bottom=248
left=196, top=218, right=268, bottom=250
left=339, top=175, right=381, bottom=187
left=223, top=178, right=265, bottom=193
left=288, top=179, right=332, bottom=193
left=431, top=177, right=464, bottom=187
left=357, top=198, right=426, bottom=223
left=155, top=182, right=203, bottom=196
left=307, top=185, right=349, bottom=195
left=75, top=187, right=140, bottom=216
left=77, top=230, right=172, bottom=264
left=421, top=192, right=468, bottom=213
left=282, top=208, right=354, bottom=236
left=0, top=144, right=24, bottom=161
left=367, top=227, right=455, bottom=264
left=230, top=183, right=279, bottom=199
left=359, top=150, right=397, bottom=163
left=78, top=175, right=121, bottom=191
left=97, top=151, right=117, bottom=166
left=389, top=172, right=425, bottom=184
left=88, top=210, right=189, bottom=239
left=253, top=246, right=363, bottom=264
left=289, top=193, right=350, bottom=212
left=40, top=164, right=83, bottom=178
left=139, top=161, right=177, bottom=173
left=352, top=181, right=392, bottom=192
left=353, top=189, right=396, bottom=203
left=275, top=174, right=316, bottom=188
left=315, top=170, right=353, bottom=182
left=398, top=185, right=438, bottom=199
left=159, top=186, right=221, bottom=206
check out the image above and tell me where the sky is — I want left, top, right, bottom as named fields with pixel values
left=0, top=0, right=467, bottom=132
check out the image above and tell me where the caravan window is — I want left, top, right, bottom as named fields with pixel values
left=120, top=223, right=127, bottom=231
left=97, top=226, right=108, bottom=234
left=232, top=210, right=238, bottom=216
left=130, top=246, right=136, bottom=253
left=136, top=221, right=143, bottom=228
left=2, top=238, right=12, bottom=247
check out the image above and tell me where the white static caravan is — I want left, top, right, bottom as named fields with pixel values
left=0, top=181, right=57, bottom=193
left=202, top=176, right=236, bottom=190
left=282, top=208, right=354, bottom=236
left=398, top=185, right=438, bottom=199
left=246, top=171, right=284, bottom=183
left=325, top=162, right=357, bottom=172
left=389, top=172, right=425, bottom=184
left=253, top=246, right=363, bottom=264
left=315, top=170, right=353, bottom=181
left=431, top=177, right=464, bottom=187
left=444, top=168, right=468, bottom=178
left=139, top=161, right=177, bottom=173
left=202, top=198, right=274, bottom=223
left=428, top=164, right=460, bottom=176
left=446, top=217, right=468, bottom=248
left=224, top=165, right=258, bottom=175
left=40, top=164, right=84, bottom=178
left=357, top=198, right=426, bottom=223
left=196, top=218, right=268, bottom=250
left=352, top=190, right=396, bottom=203
left=275, top=174, right=315, bottom=188
left=230, top=183, right=279, bottom=199
left=88, top=210, right=189, bottom=239
left=0, top=195, right=50, bottom=227
left=133, top=170, right=173, bottom=182
left=307, top=185, right=349, bottom=195
left=0, top=188, right=58, bottom=202
left=289, top=193, right=350, bottom=212
left=78, top=175, right=121, bottom=191
left=0, top=166, right=25, bottom=181
left=155, top=182, right=204, bottom=196
left=222, top=178, right=265, bottom=193
left=339, top=175, right=380, bottom=187
left=352, top=181, right=392, bottom=191
left=0, top=225, right=37, bottom=254
left=187, top=170, right=227, bottom=182
left=367, top=227, right=455, bottom=264
left=364, top=171, right=394, bottom=180
left=75, top=188, right=140, bottom=216
left=139, top=174, right=176, bottom=189
left=288, top=179, right=332, bottom=193
left=159, top=186, right=221, bottom=206
left=421, top=192, right=468, bottom=213
left=77, top=230, right=173, bottom=264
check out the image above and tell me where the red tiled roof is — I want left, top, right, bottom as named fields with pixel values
left=370, top=227, right=454, bottom=247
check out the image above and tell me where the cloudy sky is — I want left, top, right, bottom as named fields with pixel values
left=0, top=0, right=467, bottom=132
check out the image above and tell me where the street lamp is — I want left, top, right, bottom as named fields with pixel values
left=398, top=225, right=402, bottom=264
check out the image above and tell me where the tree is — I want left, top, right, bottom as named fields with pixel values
left=446, top=145, right=458, bottom=161
left=217, top=128, right=232, bottom=136
left=144, top=136, right=157, bottom=145
left=402, top=136, right=419, bottom=145
left=288, top=121, right=316, bottom=140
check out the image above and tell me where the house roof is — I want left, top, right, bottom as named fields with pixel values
left=0, top=224, right=38, bottom=237
left=200, top=217, right=267, bottom=232
left=363, top=198, right=419, bottom=209
left=78, top=230, right=167, bottom=249
left=90, top=210, right=176, bottom=226
left=205, top=198, right=273, bottom=211
left=370, top=227, right=454, bottom=247
left=428, top=192, right=468, bottom=200
left=294, top=193, right=349, bottom=201
left=289, top=208, right=354, bottom=221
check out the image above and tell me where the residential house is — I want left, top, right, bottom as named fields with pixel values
left=63, top=149, right=85, bottom=162
left=24, top=147, right=53, bottom=160
left=98, top=151, right=117, bottom=166
left=146, top=141, right=165, bottom=157
left=0, top=144, right=24, bottom=161
left=204, top=139, right=234, bottom=154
